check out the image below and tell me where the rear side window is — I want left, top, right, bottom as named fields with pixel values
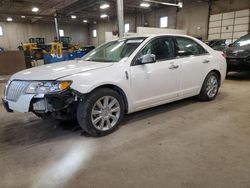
left=175, top=37, right=207, bottom=57
left=139, top=37, right=175, bottom=61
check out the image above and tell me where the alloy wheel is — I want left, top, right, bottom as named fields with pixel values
left=91, top=96, right=121, bottom=131
left=206, top=75, right=218, bottom=98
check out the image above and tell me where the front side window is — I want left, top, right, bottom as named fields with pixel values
left=232, top=34, right=250, bottom=47
left=175, top=37, right=207, bottom=57
left=83, top=38, right=146, bottom=62
left=137, top=37, right=175, bottom=61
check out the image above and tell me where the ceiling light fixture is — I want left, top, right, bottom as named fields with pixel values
left=143, top=0, right=183, bottom=8
left=83, top=19, right=88, bottom=23
left=6, top=17, right=13, bottom=22
left=21, top=15, right=26, bottom=18
left=71, top=15, right=77, bottom=19
left=178, top=2, right=183, bottom=8
left=140, top=2, right=150, bottom=7
left=100, top=3, right=110, bottom=9
left=32, top=7, right=39, bottom=12
left=100, top=14, right=108, bottom=18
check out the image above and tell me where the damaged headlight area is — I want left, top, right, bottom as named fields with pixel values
left=25, top=81, right=72, bottom=94
left=31, top=88, right=80, bottom=121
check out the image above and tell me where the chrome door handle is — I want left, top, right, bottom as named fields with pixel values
left=169, top=65, right=179, bottom=70
left=203, top=60, right=210, bottom=63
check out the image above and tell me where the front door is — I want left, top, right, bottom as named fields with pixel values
left=130, top=37, right=180, bottom=110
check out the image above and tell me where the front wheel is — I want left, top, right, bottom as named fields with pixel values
left=197, top=72, right=220, bottom=101
left=77, top=88, right=125, bottom=137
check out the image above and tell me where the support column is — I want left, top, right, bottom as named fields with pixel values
left=117, top=0, right=124, bottom=38
left=54, top=12, right=60, bottom=41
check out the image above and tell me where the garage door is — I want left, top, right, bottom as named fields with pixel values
left=208, top=9, right=250, bottom=42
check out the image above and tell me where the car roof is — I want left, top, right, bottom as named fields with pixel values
left=123, top=34, right=190, bottom=39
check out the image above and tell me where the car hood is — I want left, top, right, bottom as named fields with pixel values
left=226, top=46, right=250, bottom=58
left=10, top=60, right=114, bottom=81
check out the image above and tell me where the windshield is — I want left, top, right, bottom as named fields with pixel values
left=232, top=34, right=250, bottom=47
left=83, top=37, right=146, bottom=62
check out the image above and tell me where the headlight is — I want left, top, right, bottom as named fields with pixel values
left=25, top=81, right=72, bottom=94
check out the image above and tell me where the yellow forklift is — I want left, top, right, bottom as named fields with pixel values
left=22, top=42, right=43, bottom=60
left=60, top=36, right=80, bottom=52
left=44, top=42, right=63, bottom=54
left=43, top=41, right=66, bottom=64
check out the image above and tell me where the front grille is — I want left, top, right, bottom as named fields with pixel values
left=6, top=81, right=30, bottom=101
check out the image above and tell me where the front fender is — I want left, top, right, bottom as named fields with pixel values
left=70, top=80, right=127, bottom=94
left=60, top=67, right=134, bottom=113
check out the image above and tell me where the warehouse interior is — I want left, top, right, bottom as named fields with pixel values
left=0, top=0, right=250, bottom=187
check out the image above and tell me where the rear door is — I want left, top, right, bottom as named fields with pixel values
left=173, top=36, right=212, bottom=97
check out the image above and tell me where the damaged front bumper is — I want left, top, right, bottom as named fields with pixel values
left=3, top=94, right=35, bottom=112
left=30, top=90, right=77, bottom=113
left=3, top=89, right=80, bottom=115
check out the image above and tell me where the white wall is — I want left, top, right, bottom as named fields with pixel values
left=89, top=21, right=117, bottom=47
left=136, top=27, right=187, bottom=35
left=144, top=7, right=177, bottom=29
left=0, top=21, right=89, bottom=50
left=89, top=14, right=142, bottom=47
left=176, top=0, right=209, bottom=40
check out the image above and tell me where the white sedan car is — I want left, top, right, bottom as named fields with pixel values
left=3, top=34, right=227, bottom=136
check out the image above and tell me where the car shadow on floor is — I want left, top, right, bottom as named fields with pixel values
left=120, top=89, right=228, bottom=127
left=0, top=116, right=81, bottom=149
left=122, top=98, right=197, bottom=126
left=226, top=71, right=250, bottom=81
left=0, top=91, right=228, bottom=147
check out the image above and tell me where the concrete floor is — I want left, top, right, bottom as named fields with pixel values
left=0, top=72, right=250, bottom=188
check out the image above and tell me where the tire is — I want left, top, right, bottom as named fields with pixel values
left=77, top=88, right=125, bottom=137
left=197, top=71, right=220, bottom=101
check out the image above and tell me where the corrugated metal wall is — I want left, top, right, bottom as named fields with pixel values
left=208, top=9, right=250, bottom=42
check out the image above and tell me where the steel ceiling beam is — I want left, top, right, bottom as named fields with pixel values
left=144, top=0, right=180, bottom=7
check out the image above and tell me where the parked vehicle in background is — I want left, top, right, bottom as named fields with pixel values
left=80, top=45, right=95, bottom=53
left=208, top=39, right=230, bottom=51
left=226, top=34, right=250, bottom=73
left=2, top=34, right=227, bottom=137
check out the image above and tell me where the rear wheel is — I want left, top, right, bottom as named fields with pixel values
left=77, top=88, right=125, bottom=137
left=198, top=72, right=219, bottom=101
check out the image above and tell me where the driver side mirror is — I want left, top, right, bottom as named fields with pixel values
left=138, top=54, right=156, bottom=64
